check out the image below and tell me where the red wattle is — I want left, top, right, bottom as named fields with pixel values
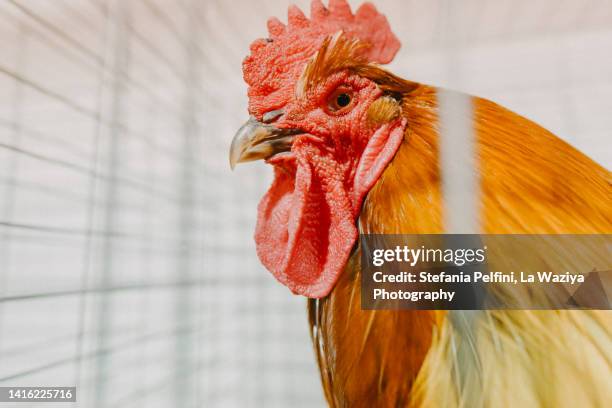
left=255, top=120, right=405, bottom=298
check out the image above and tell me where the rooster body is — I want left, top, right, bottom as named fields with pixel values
left=230, top=1, right=611, bottom=406
left=309, top=86, right=611, bottom=406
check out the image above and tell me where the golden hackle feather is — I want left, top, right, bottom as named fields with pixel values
left=297, top=34, right=419, bottom=98
left=307, top=34, right=612, bottom=407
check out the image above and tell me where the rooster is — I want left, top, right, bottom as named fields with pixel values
left=229, top=1, right=611, bottom=406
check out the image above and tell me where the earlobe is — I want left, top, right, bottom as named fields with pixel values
left=351, top=118, right=407, bottom=213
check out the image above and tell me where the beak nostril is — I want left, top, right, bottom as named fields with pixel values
left=262, top=109, right=284, bottom=123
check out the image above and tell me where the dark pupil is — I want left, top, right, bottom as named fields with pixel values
left=336, top=93, right=351, bottom=107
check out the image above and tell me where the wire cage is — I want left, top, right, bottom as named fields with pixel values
left=0, top=0, right=610, bottom=407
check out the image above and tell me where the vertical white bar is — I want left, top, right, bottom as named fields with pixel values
left=438, top=89, right=482, bottom=404
left=438, top=90, right=479, bottom=234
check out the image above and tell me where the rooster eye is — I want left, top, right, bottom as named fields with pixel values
left=336, top=93, right=351, bottom=107
left=327, top=88, right=354, bottom=113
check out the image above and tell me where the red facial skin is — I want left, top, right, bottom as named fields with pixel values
left=253, top=70, right=406, bottom=298
left=242, top=0, right=403, bottom=297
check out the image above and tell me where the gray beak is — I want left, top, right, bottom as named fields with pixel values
left=229, top=116, right=300, bottom=170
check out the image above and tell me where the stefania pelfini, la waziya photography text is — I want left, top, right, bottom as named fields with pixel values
left=360, top=234, right=611, bottom=310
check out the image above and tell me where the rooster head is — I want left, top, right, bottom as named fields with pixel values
left=230, top=0, right=414, bottom=298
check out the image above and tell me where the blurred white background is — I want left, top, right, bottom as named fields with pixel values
left=0, top=0, right=610, bottom=407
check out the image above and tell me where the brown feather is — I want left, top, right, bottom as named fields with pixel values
left=308, top=76, right=611, bottom=406
left=297, top=34, right=419, bottom=97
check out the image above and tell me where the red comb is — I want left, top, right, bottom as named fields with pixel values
left=243, top=0, right=400, bottom=117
